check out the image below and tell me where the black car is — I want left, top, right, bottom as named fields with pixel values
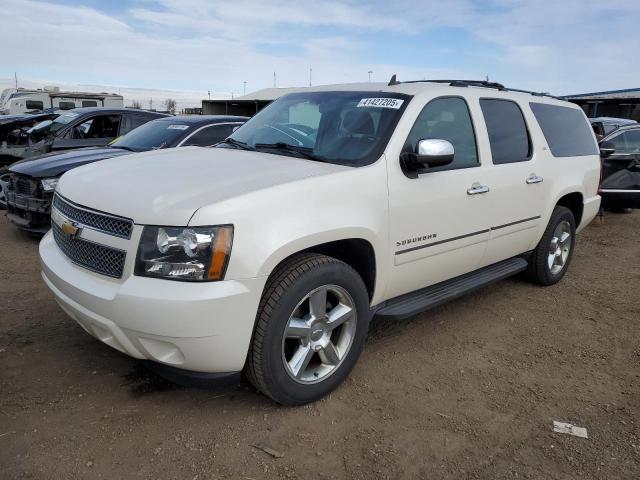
left=9, top=107, right=167, bottom=161
left=4, top=115, right=248, bottom=233
left=599, top=124, right=640, bottom=210
left=0, top=113, right=58, bottom=167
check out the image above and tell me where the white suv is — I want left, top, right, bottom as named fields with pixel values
left=39, top=79, right=602, bottom=405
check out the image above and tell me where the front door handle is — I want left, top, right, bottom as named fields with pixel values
left=526, top=174, right=544, bottom=184
left=467, top=184, right=490, bottom=195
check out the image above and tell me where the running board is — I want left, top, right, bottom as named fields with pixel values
left=373, top=257, right=528, bottom=321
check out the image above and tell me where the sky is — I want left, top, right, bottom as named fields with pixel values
left=1, top=0, right=639, bottom=108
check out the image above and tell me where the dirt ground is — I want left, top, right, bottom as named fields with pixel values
left=0, top=212, right=638, bottom=480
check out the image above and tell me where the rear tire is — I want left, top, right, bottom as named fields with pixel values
left=245, top=253, right=370, bottom=406
left=525, top=206, right=576, bottom=286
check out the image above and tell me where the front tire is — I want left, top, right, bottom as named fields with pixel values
left=526, top=206, right=576, bottom=286
left=245, top=253, right=370, bottom=405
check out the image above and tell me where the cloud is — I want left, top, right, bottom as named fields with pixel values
left=0, top=0, right=638, bottom=98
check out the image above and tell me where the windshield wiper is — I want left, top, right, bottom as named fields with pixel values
left=254, top=142, right=327, bottom=162
left=219, top=138, right=255, bottom=151
left=111, top=145, right=136, bottom=152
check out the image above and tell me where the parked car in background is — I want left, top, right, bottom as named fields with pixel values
left=1, top=113, right=58, bottom=167
left=39, top=79, right=601, bottom=405
left=590, top=117, right=637, bottom=140
left=4, top=115, right=247, bottom=233
left=599, top=123, right=640, bottom=210
left=3, top=107, right=167, bottom=161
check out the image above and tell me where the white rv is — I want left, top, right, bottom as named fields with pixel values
left=0, top=87, right=124, bottom=115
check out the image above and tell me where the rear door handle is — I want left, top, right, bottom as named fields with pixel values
left=526, top=174, right=544, bottom=184
left=467, top=184, right=490, bottom=195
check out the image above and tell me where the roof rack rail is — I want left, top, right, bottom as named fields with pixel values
left=387, top=75, right=560, bottom=99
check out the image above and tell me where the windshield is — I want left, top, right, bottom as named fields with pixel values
left=225, top=91, right=410, bottom=166
left=110, top=120, right=189, bottom=151
left=28, top=111, right=78, bottom=136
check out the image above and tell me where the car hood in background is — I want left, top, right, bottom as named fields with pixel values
left=57, top=146, right=349, bottom=225
left=9, top=147, right=131, bottom=178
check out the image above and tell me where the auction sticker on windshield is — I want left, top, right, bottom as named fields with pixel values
left=357, top=98, right=404, bottom=109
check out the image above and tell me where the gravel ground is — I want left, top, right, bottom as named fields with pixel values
left=0, top=212, right=639, bottom=479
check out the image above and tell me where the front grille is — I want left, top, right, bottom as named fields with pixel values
left=52, top=194, right=133, bottom=239
left=52, top=222, right=126, bottom=278
left=9, top=175, right=43, bottom=199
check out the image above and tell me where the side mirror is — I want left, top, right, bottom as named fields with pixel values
left=416, top=139, right=455, bottom=167
left=599, top=140, right=615, bottom=158
left=400, top=138, right=455, bottom=175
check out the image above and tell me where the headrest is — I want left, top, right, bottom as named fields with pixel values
left=343, top=110, right=374, bottom=135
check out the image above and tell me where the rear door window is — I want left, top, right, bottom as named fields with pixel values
left=480, top=99, right=531, bottom=164
left=58, top=101, right=75, bottom=110
left=121, top=114, right=152, bottom=135
left=529, top=103, right=598, bottom=157
left=82, top=100, right=98, bottom=107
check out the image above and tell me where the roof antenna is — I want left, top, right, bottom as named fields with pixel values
left=388, top=74, right=400, bottom=86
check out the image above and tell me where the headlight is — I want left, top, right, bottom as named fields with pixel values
left=41, top=178, right=59, bottom=192
left=135, top=225, right=233, bottom=281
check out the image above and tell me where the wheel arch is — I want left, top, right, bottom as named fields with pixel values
left=259, top=234, right=379, bottom=301
left=555, top=191, right=584, bottom=226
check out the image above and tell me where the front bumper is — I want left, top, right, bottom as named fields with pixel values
left=40, top=231, right=267, bottom=373
left=6, top=190, right=52, bottom=233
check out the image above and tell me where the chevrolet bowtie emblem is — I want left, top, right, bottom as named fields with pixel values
left=61, top=220, right=82, bottom=239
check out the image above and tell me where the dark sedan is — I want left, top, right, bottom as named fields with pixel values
left=599, top=124, right=640, bottom=211
left=4, top=115, right=248, bottom=233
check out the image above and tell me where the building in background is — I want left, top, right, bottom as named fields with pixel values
left=565, top=88, right=640, bottom=121
left=202, top=87, right=306, bottom=117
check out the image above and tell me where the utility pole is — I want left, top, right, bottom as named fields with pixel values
left=243, top=81, right=247, bottom=95
left=368, top=70, right=373, bottom=82
left=149, top=98, right=153, bottom=110
left=14, top=72, right=18, bottom=89
left=309, top=67, right=312, bottom=87
left=208, top=90, right=211, bottom=100
left=273, top=72, right=276, bottom=88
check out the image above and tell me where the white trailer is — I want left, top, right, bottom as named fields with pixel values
left=0, top=87, right=124, bottom=115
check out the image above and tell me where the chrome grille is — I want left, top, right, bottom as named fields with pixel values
left=52, top=194, right=133, bottom=239
left=52, top=222, right=126, bottom=278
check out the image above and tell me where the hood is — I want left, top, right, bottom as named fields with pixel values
left=57, top=146, right=348, bottom=225
left=9, top=147, right=130, bottom=178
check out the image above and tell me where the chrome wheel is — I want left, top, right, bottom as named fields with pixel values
left=281, top=285, right=357, bottom=384
left=548, top=220, right=571, bottom=275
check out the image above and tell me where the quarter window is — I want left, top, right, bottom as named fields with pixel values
left=480, top=99, right=531, bottom=164
left=529, top=103, right=598, bottom=157
left=405, top=97, right=479, bottom=171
